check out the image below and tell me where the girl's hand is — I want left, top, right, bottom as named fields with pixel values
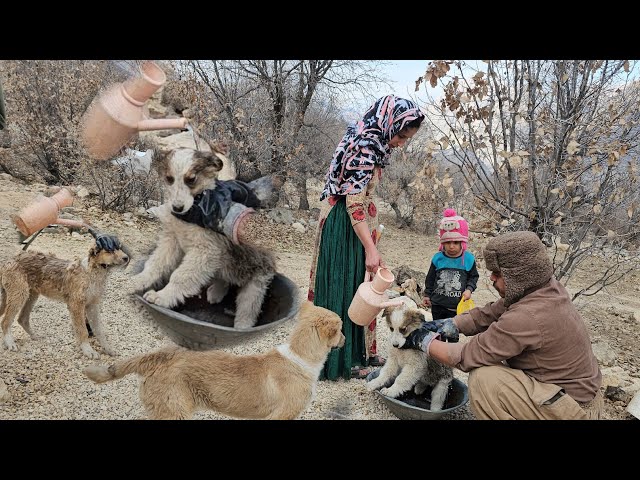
left=463, top=289, right=472, bottom=301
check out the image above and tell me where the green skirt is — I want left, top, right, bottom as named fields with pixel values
left=314, top=198, right=367, bottom=380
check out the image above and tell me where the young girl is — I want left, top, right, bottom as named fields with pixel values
left=423, top=209, right=479, bottom=320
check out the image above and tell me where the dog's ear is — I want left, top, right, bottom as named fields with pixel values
left=316, top=314, right=341, bottom=340
left=382, top=306, right=395, bottom=319
left=153, top=146, right=172, bottom=176
left=192, top=151, right=224, bottom=176
left=404, top=310, right=425, bottom=329
left=206, top=139, right=229, bottom=156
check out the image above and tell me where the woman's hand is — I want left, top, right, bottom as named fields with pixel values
left=365, top=246, right=384, bottom=273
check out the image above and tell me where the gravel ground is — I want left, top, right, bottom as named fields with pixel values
left=1, top=175, right=636, bottom=420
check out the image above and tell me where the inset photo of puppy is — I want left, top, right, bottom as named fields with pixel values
left=132, top=142, right=276, bottom=329
left=0, top=233, right=129, bottom=359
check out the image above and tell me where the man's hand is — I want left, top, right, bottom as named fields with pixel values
left=221, top=179, right=261, bottom=208
left=173, top=187, right=231, bottom=232
left=422, top=296, right=432, bottom=307
left=431, top=318, right=459, bottom=343
left=400, top=322, right=441, bottom=356
left=173, top=180, right=260, bottom=233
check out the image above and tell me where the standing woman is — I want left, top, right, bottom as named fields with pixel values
left=308, top=95, right=425, bottom=380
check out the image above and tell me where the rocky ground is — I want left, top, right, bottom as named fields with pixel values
left=0, top=173, right=638, bottom=420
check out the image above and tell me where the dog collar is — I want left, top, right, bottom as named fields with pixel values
left=276, top=344, right=321, bottom=378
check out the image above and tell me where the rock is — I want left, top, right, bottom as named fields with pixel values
left=592, top=341, right=616, bottom=367
left=123, top=213, right=133, bottom=221
left=292, top=222, right=306, bottom=234
left=601, top=366, right=635, bottom=389
left=0, top=379, right=9, bottom=403
left=605, top=385, right=632, bottom=403
left=248, top=175, right=283, bottom=209
left=76, top=187, right=90, bottom=198
left=268, top=208, right=294, bottom=225
left=310, top=208, right=320, bottom=219
left=392, top=265, right=426, bottom=293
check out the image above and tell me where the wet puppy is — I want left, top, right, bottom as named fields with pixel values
left=367, top=296, right=453, bottom=411
left=132, top=142, right=276, bottom=329
left=0, top=240, right=129, bottom=359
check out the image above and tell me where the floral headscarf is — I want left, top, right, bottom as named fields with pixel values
left=319, top=95, right=424, bottom=201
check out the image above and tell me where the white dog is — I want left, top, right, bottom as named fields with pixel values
left=366, top=296, right=453, bottom=411
left=132, top=142, right=276, bottom=329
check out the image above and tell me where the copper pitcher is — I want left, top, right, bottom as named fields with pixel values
left=348, top=267, right=404, bottom=326
left=81, top=61, right=188, bottom=160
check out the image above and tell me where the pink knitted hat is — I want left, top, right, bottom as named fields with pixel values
left=438, top=208, right=469, bottom=252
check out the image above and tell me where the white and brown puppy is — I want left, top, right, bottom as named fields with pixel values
left=84, top=302, right=344, bottom=420
left=0, top=242, right=129, bottom=359
left=132, top=142, right=276, bottom=329
left=367, top=296, right=453, bottom=411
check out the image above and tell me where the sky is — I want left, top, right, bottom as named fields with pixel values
left=372, top=60, right=433, bottom=101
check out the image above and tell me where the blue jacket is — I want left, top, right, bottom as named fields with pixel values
left=425, top=251, right=479, bottom=310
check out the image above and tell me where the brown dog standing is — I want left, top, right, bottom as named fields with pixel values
left=0, top=240, right=129, bottom=358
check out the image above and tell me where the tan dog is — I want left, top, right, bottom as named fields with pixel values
left=84, top=301, right=344, bottom=420
left=0, top=242, right=129, bottom=359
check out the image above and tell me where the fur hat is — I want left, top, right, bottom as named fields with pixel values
left=438, top=208, right=469, bottom=252
left=483, top=231, right=554, bottom=307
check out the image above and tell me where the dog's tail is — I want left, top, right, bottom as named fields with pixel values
left=83, top=347, right=180, bottom=383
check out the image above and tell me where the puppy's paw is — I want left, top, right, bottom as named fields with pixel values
left=380, top=387, right=401, bottom=398
left=233, top=317, right=257, bottom=330
left=3, top=338, right=19, bottom=352
left=144, top=290, right=175, bottom=309
left=132, top=273, right=153, bottom=293
left=81, top=343, right=100, bottom=360
left=366, top=380, right=382, bottom=391
left=101, top=344, right=117, bottom=356
left=206, top=282, right=228, bottom=304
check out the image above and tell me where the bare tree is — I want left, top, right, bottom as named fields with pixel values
left=167, top=60, right=389, bottom=208
left=0, top=61, right=124, bottom=184
left=414, top=60, right=640, bottom=300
